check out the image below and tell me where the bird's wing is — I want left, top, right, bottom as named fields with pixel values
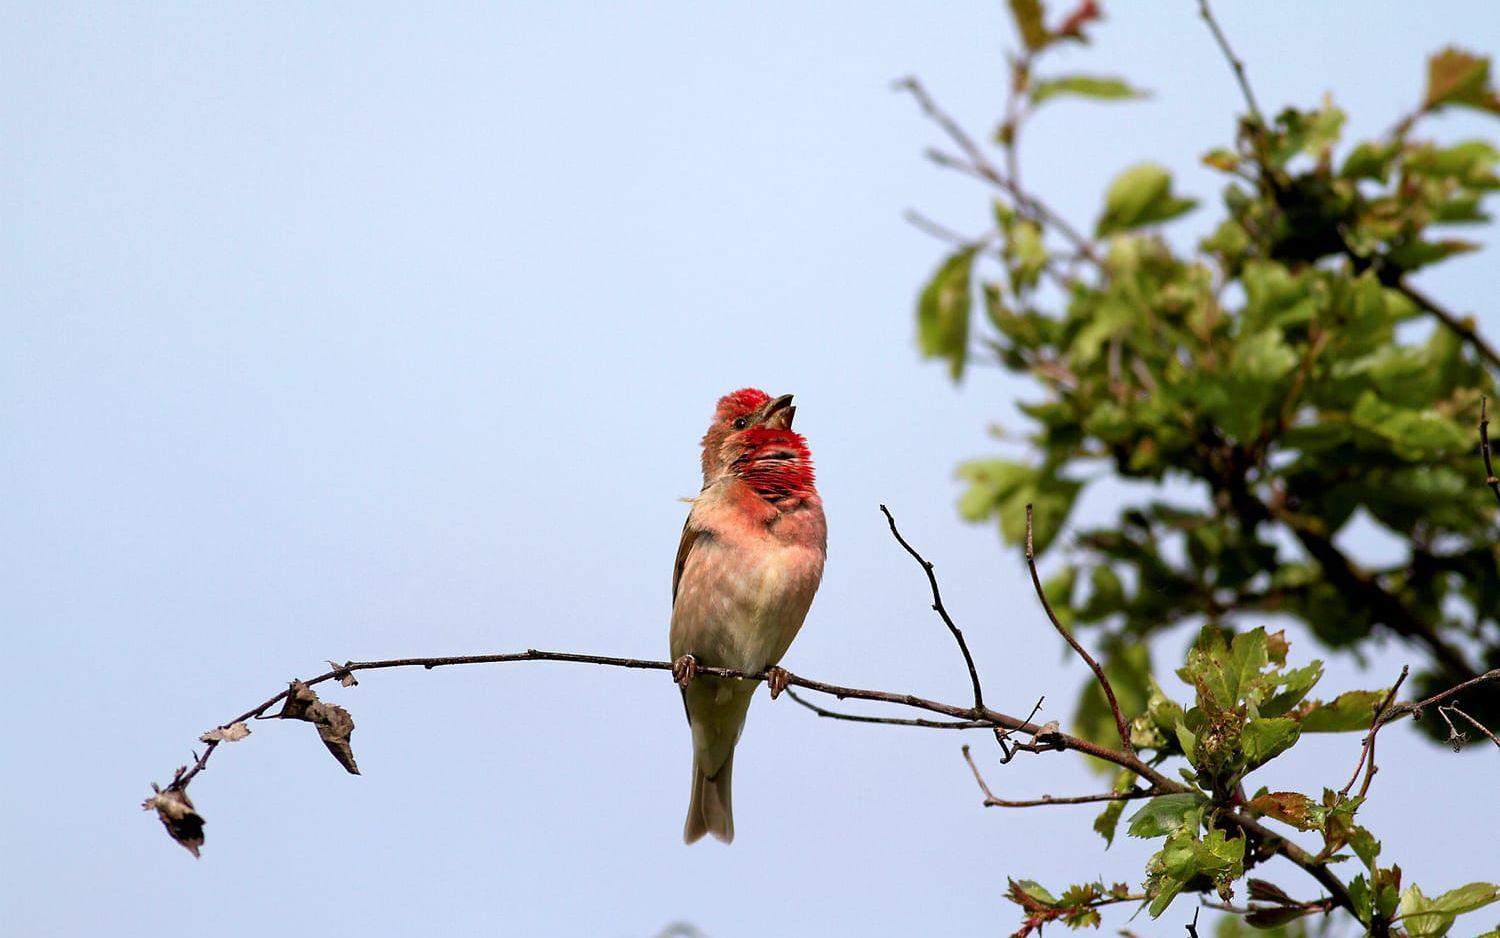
left=672, top=515, right=699, bottom=606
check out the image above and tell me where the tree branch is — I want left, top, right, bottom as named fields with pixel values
left=161, top=648, right=1177, bottom=798
left=1277, top=508, right=1480, bottom=685
left=1196, top=0, right=1264, bottom=127
left=1396, top=281, right=1500, bottom=372
left=1376, top=668, right=1500, bottom=726
left=881, top=503, right=987, bottom=712
left=1026, top=503, right=1135, bottom=754
left=1339, top=665, right=1409, bottom=799
left=782, top=687, right=991, bottom=730
left=1442, top=704, right=1500, bottom=750
left=961, top=744, right=1156, bottom=808
left=897, top=76, right=1102, bottom=266
left=1481, top=397, right=1500, bottom=507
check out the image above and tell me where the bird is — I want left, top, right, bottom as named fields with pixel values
left=669, top=388, right=827, bottom=844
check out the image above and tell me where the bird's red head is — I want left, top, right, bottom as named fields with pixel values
left=700, top=387, right=816, bottom=501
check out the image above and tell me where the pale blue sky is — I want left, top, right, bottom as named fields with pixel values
left=3, top=3, right=1496, bottom=936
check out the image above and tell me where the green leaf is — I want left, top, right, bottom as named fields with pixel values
left=1007, top=0, right=1050, bottom=51
left=1013, top=475, right=1084, bottom=553
left=1387, top=237, right=1481, bottom=272
left=1127, top=792, right=1203, bottom=838
left=1403, top=880, right=1500, bottom=936
left=1424, top=47, right=1500, bottom=115
left=1296, top=689, right=1385, bottom=732
left=1145, top=828, right=1244, bottom=918
left=917, top=247, right=976, bottom=381
left=1010, top=877, right=1059, bottom=907
left=955, top=459, right=1033, bottom=522
left=1092, top=770, right=1137, bottom=848
left=1096, top=163, right=1198, bottom=236
left=1349, top=826, right=1381, bottom=869
left=1241, top=717, right=1301, bottom=771
left=1342, top=140, right=1398, bottom=180
left=1263, top=662, right=1323, bottom=717
left=1004, top=220, right=1047, bottom=292
left=1042, top=564, right=1077, bottom=614
left=1029, top=74, right=1148, bottom=106
left=1350, top=392, right=1471, bottom=460
left=1432, top=882, right=1500, bottom=916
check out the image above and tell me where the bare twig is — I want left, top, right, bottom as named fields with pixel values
left=1025, top=503, right=1135, bottom=754
left=782, top=687, right=989, bottom=730
left=1435, top=704, right=1466, bottom=751
left=161, top=647, right=1176, bottom=797
left=1279, top=510, right=1479, bottom=684
left=961, top=745, right=1156, bottom=807
left=1376, top=668, right=1500, bottom=726
left=902, top=209, right=982, bottom=248
left=880, top=504, right=987, bottom=712
left=1396, top=281, right=1500, bottom=371
left=897, top=76, right=1102, bottom=266
left=1339, top=666, right=1408, bottom=799
left=1481, top=397, right=1500, bottom=507
left=1186, top=907, right=1201, bottom=938
left=1443, top=705, right=1500, bottom=749
left=991, top=696, right=1056, bottom=764
left=1196, top=0, right=1264, bottom=126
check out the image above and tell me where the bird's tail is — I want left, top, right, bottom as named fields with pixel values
left=683, top=749, right=734, bottom=844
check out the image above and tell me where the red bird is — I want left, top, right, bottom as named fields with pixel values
left=670, top=388, right=827, bottom=843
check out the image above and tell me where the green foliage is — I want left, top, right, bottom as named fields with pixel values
left=913, top=15, right=1500, bottom=741
left=916, top=247, right=976, bottom=381
left=916, top=7, right=1499, bottom=934
left=1095, top=162, right=1199, bottom=237
left=1029, top=74, right=1147, bottom=107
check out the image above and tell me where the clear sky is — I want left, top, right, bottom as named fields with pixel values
left=3, top=3, right=1496, bottom=936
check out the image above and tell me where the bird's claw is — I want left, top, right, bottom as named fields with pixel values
left=673, top=654, right=698, bottom=689
left=766, top=666, right=791, bottom=700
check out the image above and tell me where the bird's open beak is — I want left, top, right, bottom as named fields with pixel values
left=761, top=393, right=795, bottom=430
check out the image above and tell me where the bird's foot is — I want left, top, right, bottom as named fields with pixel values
left=672, top=654, right=698, bottom=689
left=765, top=666, right=791, bottom=700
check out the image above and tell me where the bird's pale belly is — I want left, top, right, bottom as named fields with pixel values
left=669, top=540, right=822, bottom=674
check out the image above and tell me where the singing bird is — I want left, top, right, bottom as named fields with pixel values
left=669, top=388, right=827, bottom=844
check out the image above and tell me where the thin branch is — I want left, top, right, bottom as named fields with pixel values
left=1376, top=668, right=1500, bottom=726
left=1482, top=397, right=1500, bottom=507
left=1338, top=665, right=1408, bottom=799
left=163, top=647, right=1176, bottom=796
left=159, top=655, right=1367, bottom=920
left=897, top=76, right=1102, bottom=266
left=961, top=745, right=1157, bottom=807
left=1195, top=0, right=1264, bottom=126
left=782, top=687, right=989, bottom=730
left=1025, top=503, right=1135, bottom=754
left=880, top=504, right=987, bottom=712
left=1443, top=705, right=1500, bottom=749
left=1279, top=509, right=1479, bottom=684
left=902, top=209, right=982, bottom=248
left=1395, top=281, right=1500, bottom=371
left=1224, top=809, right=1355, bottom=916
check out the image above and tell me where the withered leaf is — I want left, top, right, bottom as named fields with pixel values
left=276, top=679, right=360, bottom=775
left=143, top=785, right=205, bottom=857
left=199, top=722, right=251, bottom=743
left=327, top=660, right=359, bottom=687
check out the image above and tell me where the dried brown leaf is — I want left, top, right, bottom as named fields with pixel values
left=143, top=785, right=205, bottom=857
left=199, top=722, right=251, bottom=743
left=276, top=679, right=361, bottom=775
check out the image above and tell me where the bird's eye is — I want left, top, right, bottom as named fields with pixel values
left=733, top=417, right=748, bottom=430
